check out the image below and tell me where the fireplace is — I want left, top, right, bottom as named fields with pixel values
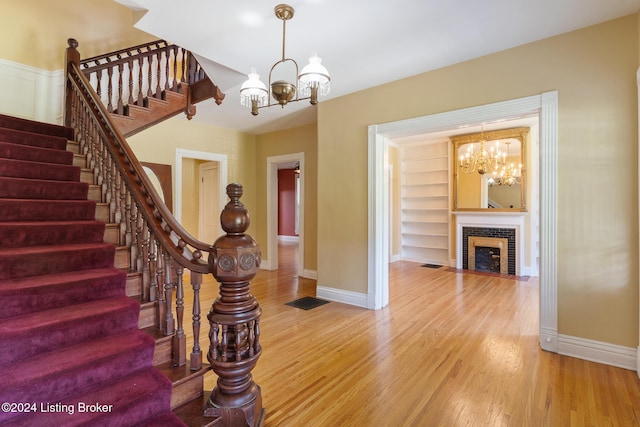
left=462, top=227, right=515, bottom=275
left=468, top=236, right=508, bottom=274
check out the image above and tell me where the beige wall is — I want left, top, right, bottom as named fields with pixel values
left=255, top=123, right=318, bottom=271
left=317, top=15, right=639, bottom=347
left=128, top=116, right=257, bottom=241
left=2, top=0, right=155, bottom=70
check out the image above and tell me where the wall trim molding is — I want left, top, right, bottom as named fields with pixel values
left=302, top=269, right=318, bottom=280
left=316, top=286, right=368, bottom=308
left=0, top=59, right=64, bottom=124
left=558, top=335, right=637, bottom=371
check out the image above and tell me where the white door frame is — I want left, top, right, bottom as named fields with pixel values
left=368, top=92, right=558, bottom=353
left=174, top=148, right=228, bottom=224
left=266, top=153, right=305, bottom=275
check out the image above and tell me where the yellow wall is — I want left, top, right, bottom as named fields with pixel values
left=255, top=123, right=318, bottom=270
left=317, top=15, right=639, bottom=347
left=1, top=0, right=155, bottom=70
left=127, top=116, right=257, bottom=240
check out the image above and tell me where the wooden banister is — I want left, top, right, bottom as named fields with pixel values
left=64, top=39, right=263, bottom=425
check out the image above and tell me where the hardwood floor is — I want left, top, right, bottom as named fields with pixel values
left=188, top=241, right=640, bottom=426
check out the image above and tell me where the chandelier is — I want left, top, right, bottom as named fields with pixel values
left=488, top=141, right=522, bottom=186
left=240, top=4, right=331, bottom=116
left=458, top=126, right=505, bottom=176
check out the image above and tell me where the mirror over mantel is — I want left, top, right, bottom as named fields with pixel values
left=452, top=127, right=529, bottom=211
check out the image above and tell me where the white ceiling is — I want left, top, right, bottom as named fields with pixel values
left=115, top=0, right=639, bottom=135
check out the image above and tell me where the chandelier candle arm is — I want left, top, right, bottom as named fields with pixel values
left=240, top=4, right=330, bottom=115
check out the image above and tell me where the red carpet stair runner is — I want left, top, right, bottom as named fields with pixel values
left=0, top=115, right=185, bottom=426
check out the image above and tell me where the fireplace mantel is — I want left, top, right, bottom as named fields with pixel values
left=453, top=211, right=527, bottom=276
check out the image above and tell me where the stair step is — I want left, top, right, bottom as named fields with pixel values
left=0, top=113, right=72, bottom=139
left=80, top=168, right=94, bottom=184
left=0, top=220, right=105, bottom=248
left=0, top=157, right=80, bottom=181
left=3, top=368, right=179, bottom=427
left=0, top=176, right=88, bottom=200
left=96, top=202, right=109, bottom=221
left=105, top=222, right=120, bottom=245
left=0, top=268, right=126, bottom=319
left=115, top=245, right=130, bottom=269
left=0, top=198, right=97, bottom=221
left=66, top=140, right=80, bottom=154
left=138, top=300, right=157, bottom=329
left=0, top=332, right=158, bottom=425
left=73, top=153, right=87, bottom=168
left=126, top=271, right=142, bottom=296
left=156, top=362, right=210, bottom=409
left=143, top=326, right=174, bottom=366
left=0, top=296, right=140, bottom=366
left=0, top=242, right=115, bottom=279
left=88, top=183, right=101, bottom=201
left=0, top=141, right=73, bottom=165
left=0, top=126, right=68, bottom=150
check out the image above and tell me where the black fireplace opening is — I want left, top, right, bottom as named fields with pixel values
left=475, top=246, right=501, bottom=273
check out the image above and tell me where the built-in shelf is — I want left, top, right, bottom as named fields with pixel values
left=400, top=141, right=449, bottom=266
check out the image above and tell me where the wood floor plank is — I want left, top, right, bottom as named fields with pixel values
left=181, top=241, right=640, bottom=426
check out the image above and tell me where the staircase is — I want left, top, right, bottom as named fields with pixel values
left=0, top=115, right=186, bottom=426
left=76, top=39, right=224, bottom=138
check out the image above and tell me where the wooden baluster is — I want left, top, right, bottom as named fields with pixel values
left=116, top=61, right=124, bottom=114
left=147, top=52, right=153, bottom=101
left=204, top=184, right=264, bottom=426
left=164, top=252, right=175, bottom=335
left=155, top=50, right=162, bottom=99
left=190, top=272, right=203, bottom=370
left=137, top=54, right=145, bottom=106
left=127, top=56, right=134, bottom=107
left=141, top=224, right=150, bottom=301
left=148, top=234, right=158, bottom=302
left=133, top=206, right=143, bottom=272
left=95, top=69, right=103, bottom=106
left=156, top=244, right=166, bottom=332
left=173, top=265, right=186, bottom=366
left=171, top=45, right=178, bottom=92
left=106, top=62, right=114, bottom=112
left=124, top=191, right=133, bottom=247
left=113, top=169, right=121, bottom=225
left=180, top=48, right=187, bottom=86
left=164, top=49, right=170, bottom=92
left=119, top=180, right=127, bottom=245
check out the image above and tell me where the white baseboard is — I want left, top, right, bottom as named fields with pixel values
left=316, top=286, right=368, bottom=308
left=259, top=258, right=272, bottom=270
left=390, top=253, right=401, bottom=263
left=278, top=235, right=299, bottom=242
left=558, top=334, right=637, bottom=371
left=301, top=269, right=317, bottom=280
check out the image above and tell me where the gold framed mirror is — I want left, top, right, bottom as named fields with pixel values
left=452, top=127, right=529, bottom=211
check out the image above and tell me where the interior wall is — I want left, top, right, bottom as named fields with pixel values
left=128, top=115, right=257, bottom=240
left=2, top=0, right=155, bottom=70
left=255, top=123, right=318, bottom=271
left=317, top=15, right=639, bottom=348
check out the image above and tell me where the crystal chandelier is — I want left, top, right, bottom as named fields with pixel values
left=458, top=126, right=505, bottom=175
left=488, top=141, right=522, bottom=186
left=240, top=4, right=331, bottom=116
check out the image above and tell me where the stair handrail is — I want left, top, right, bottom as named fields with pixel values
left=65, top=39, right=211, bottom=273
left=65, top=39, right=266, bottom=424
left=78, top=38, right=221, bottom=117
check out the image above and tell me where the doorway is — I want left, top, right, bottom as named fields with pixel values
left=368, top=92, right=558, bottom=353
left=266, top=153, right=305, bottom=276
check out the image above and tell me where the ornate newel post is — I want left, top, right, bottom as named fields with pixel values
left=204, top=183, right=265, bottom=426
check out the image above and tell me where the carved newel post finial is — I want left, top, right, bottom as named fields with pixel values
left=205, top=183, right=265, bottom=426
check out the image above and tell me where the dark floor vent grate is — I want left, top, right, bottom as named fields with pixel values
left=285, top=296, right=330, bottom=310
